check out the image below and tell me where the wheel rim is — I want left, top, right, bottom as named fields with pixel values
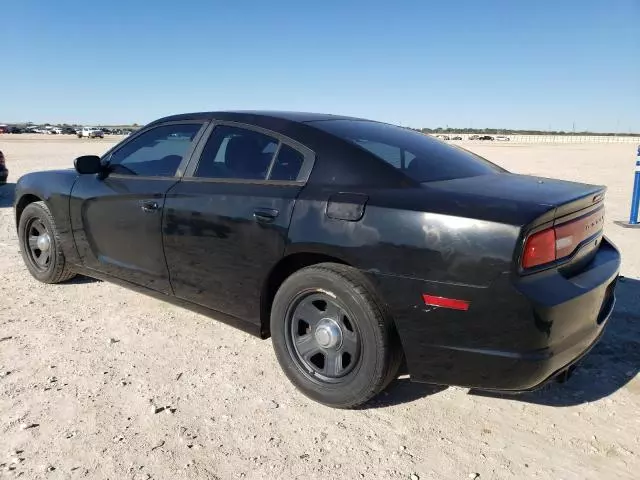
left=286, top=291, right=361, bottom=383
left=24, top=217, right=52, bottom=271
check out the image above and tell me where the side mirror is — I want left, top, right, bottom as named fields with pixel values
left=74, top=155, right=103, bottom=175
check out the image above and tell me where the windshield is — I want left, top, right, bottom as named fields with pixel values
left=311, top=120, right=505, bottom=182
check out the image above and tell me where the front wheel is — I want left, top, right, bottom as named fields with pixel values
left=18, top=201, right=76, bottom=284
left=270, top=263, right=403, bottom=408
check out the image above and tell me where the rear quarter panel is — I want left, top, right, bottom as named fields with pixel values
left=287, top=185, right=520, bottom=287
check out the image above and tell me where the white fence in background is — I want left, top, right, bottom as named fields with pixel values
left=435, top=134, right=640, bottom=144
left=505, top=135, right=640, bottom=144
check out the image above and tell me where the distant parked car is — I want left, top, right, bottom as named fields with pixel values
left=78, top=127, right=104, bottom=139
left=0, top=150, right=7, bottom=184
left=435, top=135, right=450, bottom=140
left=61, top=127, right=77, bottom=135
left=8, top=126, right=24, bottom=134
left=468, top=135, right=480, bottom=140
left=450, top=136, right=463, bottom=140
left=478, top=135, right=494, bottom=141
left=495, top=135, right=510, bottom=141
left=0, top=126, right=8, bottom=134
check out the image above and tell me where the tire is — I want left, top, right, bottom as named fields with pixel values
left=270, top=263, right=403, bottom=408
left=18, top=201, right=76, bottom=284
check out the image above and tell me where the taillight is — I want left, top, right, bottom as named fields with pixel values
left=522, top=228, right=556, bottom=268
left=522, top=206, right=605, bottom=269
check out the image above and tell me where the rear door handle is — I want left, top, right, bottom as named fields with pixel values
left=253, top=208, right=279, bottom=223
left=140, top=200, right=160, bottom=212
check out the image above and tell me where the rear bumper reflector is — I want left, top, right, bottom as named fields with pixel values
left=423, top=294, right=470, bottom=311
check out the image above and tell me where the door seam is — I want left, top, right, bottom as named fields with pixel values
left=160, top=180, right=180, bottom=295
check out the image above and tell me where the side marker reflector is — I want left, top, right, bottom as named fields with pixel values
left=423, top=294, right=470, bottom=311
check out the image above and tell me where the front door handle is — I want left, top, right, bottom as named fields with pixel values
left=140, top=200, right=160, bottom=212
left=253, top=208, right=279, bottom=223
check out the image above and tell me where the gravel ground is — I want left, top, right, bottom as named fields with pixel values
left=0, top=135, right=638, bottom=480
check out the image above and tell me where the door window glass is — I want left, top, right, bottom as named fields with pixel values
left=269, top=144, right=304, bottom=181
left=195, top=125, right=278, bottom=180
left=108, top=123, right=202, bottom=177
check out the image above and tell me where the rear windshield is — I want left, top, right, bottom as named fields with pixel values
left=311, top=120, right=504, bottom=182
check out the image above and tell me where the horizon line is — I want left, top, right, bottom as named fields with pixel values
left=1, top=121, right=639, bottom=137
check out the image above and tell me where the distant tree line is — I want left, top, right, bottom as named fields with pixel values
left=411, top=127, right=639, bottom=136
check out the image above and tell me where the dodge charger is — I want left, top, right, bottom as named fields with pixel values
left=14, top=111, right=620, bottom=408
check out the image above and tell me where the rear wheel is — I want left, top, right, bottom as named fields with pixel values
left=18, top=201, right=76, bottom=284
left=270, top=263, right=402, bottom=408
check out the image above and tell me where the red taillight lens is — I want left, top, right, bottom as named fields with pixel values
left=521, top=206, right=605, bottom=269
left=522, top=228, right=556, bottom=268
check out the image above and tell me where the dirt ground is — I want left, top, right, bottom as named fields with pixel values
left=0, top=135, right=638, bottom=480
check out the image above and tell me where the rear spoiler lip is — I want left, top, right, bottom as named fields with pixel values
left=554, top=185, right=607, bottom=221
left=525, top=184, right=607, bottom=231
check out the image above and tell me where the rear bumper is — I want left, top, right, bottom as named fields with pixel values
left=444, top=285, right=615, bottom=393
left=371, top=237, right=621, bottom=391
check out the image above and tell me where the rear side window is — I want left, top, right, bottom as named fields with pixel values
left=195, top=125, right=306, bottom=181
left=195, top=125, right=278, bottom=180
left=311, top=120, right=504, bottom=182
left=270, top=144, right=304, bottom=181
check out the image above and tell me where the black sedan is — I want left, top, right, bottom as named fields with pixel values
left=13, top=111, right=620, bottom=408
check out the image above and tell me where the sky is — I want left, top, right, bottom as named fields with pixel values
left=2, top=0, right=639, bottom=132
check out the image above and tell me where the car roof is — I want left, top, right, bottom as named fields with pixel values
left=149, top=110, right=369, bottom=125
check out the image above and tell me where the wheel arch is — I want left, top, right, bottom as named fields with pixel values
left=15, top=193, right=43, bottom=230
left=260, top=252, right=350, bottom=338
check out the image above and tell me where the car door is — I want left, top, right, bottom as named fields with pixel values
left=70, top=121, right=207, bottom=293
left=162, top=122, right=314, bottom=324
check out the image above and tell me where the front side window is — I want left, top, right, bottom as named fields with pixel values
left=311, top=120, right=505, bottom=183
left=108, top=123, right=202, bottom=177
left=195, top=125, right=279, bottom=180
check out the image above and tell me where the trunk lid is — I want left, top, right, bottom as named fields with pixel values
left=423, top=173, right=605, bottom=227
left=422, top=173, right=607, bottom=273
